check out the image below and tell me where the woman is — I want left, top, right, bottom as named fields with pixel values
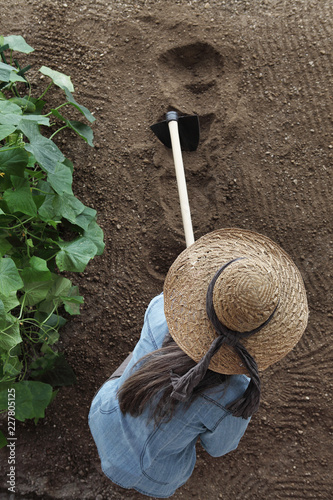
left=89, top=228, right=308, bottom=498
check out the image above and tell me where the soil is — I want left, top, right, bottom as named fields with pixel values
left=0, top=0, right=332, bottom=499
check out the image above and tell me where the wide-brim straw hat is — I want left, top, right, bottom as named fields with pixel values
left=164, top=228, right=309, bottom=375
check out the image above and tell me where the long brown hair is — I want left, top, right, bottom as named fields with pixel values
left=117, top=333, right=229, bottom=425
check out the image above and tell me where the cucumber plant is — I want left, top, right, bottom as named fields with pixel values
left=0, top=35, right=104, bottom=447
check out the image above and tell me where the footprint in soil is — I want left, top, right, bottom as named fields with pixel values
left=157, top=41, right=224, bottom=112
left=156, top=41, right=242, bottom=114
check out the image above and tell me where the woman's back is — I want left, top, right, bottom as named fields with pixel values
left=89, top=294, right=250, bottom=498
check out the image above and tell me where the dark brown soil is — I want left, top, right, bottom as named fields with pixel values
left=0, top=1, right=332, bottom=499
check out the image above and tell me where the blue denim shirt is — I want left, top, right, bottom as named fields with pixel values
left=89, top=294, right=251, bottom=498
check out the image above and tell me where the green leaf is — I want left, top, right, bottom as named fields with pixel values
left=0, top=109, right=49, bottom=128
left=39, top=66, right=74, bottom=92
left=38, top=196, right=56, bottom=221
left=0, top=103, right=47, bottom=129
left=26, top=153, right=37, bottom=168
left=62, top=286, right=84, bottom=315
left=64, top=89, right=95, bottom=123
left=0, top=112, right=21, bottom=127
left=3, top=176, right=37, bottom=216
left=21, top=257, right=53, bottom=306
left=0, top=381, right=53, bottom=421
left=9, top=97, right=36, bottom=113
left=0, top=430, right=7, bottom=449
left=36, top=179, right=56, bottom=221
left=84, top=220, right=105, bottom=255
left=38, top=274, right=72, bottom=315
left=0, top=147, right=28, bottom=177
left=0, top=99, right=22, bottom=116
left=0, top=299, right=5, bottom=318
left=63, top=296, right=84, bottom=315
left=3, top=35, right=34, bottom=54
left=0, top=258, right=24, bottom=293
left=29, top=256, right=51, bottom=273
left=68, top=120, right=94, bottom=146
left=47, top=162, right=73, bottom=196
left=0, top=62, right=25, bottom=83
left=73, top=206, right=96, bottom=231
left=0, top=290, right=19, bottom=312
left=1, top=353, right=22, bottom=377
left=53, top=192, right=85, bottom=225
left=56, top=237, right=98, bottom=272
left=24, top=136, right=65, bottom=174
left=0, top=314, right=21, bottom=351
left=9, top=72, right=26, bottom=83
left=0, top=124, right=16, bottom=141
left=21, top=256, right=52, bottom=280
left=17, top=120, right=39, bottom=141
left=46, top=275, right=72, bottom=298
left=63, top=158, right=74, bottom=173
left=18, top=115, right=50, bottom=126
left=0, top=62, right=11, bottom=83
left=0, top=237, right=12, bottom=257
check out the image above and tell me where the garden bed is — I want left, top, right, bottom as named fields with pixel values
left=0, top=1, right=332, bottom=499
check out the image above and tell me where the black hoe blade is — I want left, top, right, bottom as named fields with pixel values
left=150, top=112, right=200, bottom=152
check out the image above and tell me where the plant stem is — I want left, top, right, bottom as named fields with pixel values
left=46, top=251, right=59, bottom=262
left=25, top=80, right=32, bottom=101
left=37, top=82, right=53, bottom=101
left=0, top=146, right=23, bottom=153
left=26, top=239, right=31, bottom=258
left=18, top=294, right=27, bottom=321
left=0, top=216, right=33, bottom=231
left=25, top=232, right=48, bottom=243
left=44, top=102, right=69, bottom=117
left=19, top=346, right=28, bottom=381
left=49, top=125, right=68, bottom=140
left=12, top=83, right=20, bottom=98
left=31, top=187, right=55, bottom=195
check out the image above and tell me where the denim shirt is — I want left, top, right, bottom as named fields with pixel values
left=89, top=294, right=251, bottom=498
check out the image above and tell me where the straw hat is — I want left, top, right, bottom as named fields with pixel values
left=164, top=228, right=309, bottom=375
